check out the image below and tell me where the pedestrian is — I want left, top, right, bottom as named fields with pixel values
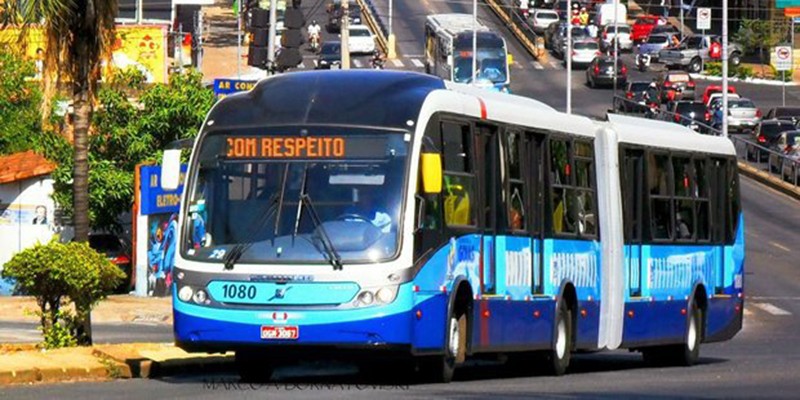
left=709, top=37, right=722, bottom=60
left=579, top=7, right=590, bottom=26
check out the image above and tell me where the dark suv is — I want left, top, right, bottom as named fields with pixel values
left=88, top=233, right=133, bottom=293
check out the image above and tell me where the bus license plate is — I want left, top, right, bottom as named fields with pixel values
left=261, top=326, right=299, bottom=340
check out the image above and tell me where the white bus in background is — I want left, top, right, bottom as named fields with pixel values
left=424, top=13, right=511, bottom=93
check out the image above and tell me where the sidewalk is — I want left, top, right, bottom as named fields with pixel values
left=201, top=0, right=266, bottom=81
left=0, top=295, right=231, bottom=386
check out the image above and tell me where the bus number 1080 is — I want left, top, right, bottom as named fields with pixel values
left=221, top=284, right=257, bottom=300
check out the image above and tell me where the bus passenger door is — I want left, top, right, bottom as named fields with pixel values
left=475, top=123, right=499, bottom=297
left=622, top=150, right=645, bottom=298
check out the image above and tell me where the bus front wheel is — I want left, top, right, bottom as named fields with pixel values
left=545, top=301, right=572, bottom=376
left=419, top=310, right=467, bottom=383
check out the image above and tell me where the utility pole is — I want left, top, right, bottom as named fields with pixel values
left=388, top=0, right=396, bottom=58
left=268, top=0, right=278, bottom=74
left=237, top=4, right=242, bottom=78
left=566, top=0, right=572, bottom=114
left=472, top=0, right=477, bottom=84
left=721, top=0, right=729, bottom=137
left=342, top=1, right=350, bottom=69
left=196, top=9, right=204, bottom=73
left=613, top=0, right=618, bottom=100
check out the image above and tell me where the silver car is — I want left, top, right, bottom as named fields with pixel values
left=568, top=40, right=601, bottom=67
left=636, top=33, right=673, bottom=61
left=727, top=98, right=762, bottom=133
left=529, top=9, right=559, bottom=34
left=554, top=25, right=589, bottom=58
left=601, top=23, right=633, bottom=51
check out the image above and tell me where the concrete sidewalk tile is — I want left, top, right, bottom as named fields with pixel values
left=0, top=347, right=111, bottom=385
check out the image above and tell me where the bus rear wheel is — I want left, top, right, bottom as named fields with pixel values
left=419, top=310, right=467, bottom=383
left=642, top=302, right=702, bottom=366
left=545, top=301, right=572, bottom=376
left=235, top=351, right=277, bottom=382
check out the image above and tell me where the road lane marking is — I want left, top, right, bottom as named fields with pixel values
left=391, top=59, right=404, bottom=67
left=297, top=62, right=305, bottom=69
left=750, top=296, right=800, bottom=301
left=549, top=61, right=560, bottom=69
left=743, top=308, right=753, bottom=317
left=770, top=241, right=790, bottom=252
left=353, top=59, right=363, bottom=68
left=532, top=61, right=544, bottom=70
left=411, top=59, right=424, bottom=68
left=752, top=302, right=791, bottom=316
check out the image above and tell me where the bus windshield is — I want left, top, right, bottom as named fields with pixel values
left=453, top=47, right=508, bottom=84
left=183, top=127, right=408, bottom=265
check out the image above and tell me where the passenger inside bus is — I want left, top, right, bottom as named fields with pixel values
left=443, top=176, right=472, bottom=225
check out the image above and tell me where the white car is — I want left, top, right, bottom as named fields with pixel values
left=569, top=40, right=601, bottom=67
left=602, top=23, right=633, bottom=51
left=347, top=25, right=376, bottom=54
left=529, top=9, right=559, bottom=34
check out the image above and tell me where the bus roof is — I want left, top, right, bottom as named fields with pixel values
left=426, top=13, right=489, bottom=37
left=204, top=70, right=445, bottom=131
left=605, top=113, right=736, bottom=156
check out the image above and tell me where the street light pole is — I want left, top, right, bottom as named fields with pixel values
left=612, top=0, right=618, bottom=100
left=267, top=0, right=278, bottom=74
left=388, top=0, right=396, bottom=58
left=342, top=1, right=351, bottom=69
left=472, top=0, right=478, bottom=84
left=237, top=4, right=242, bottom=78
left=566, top=0, right=572, bottom=114
left=721, top=0, right=729, bottom=137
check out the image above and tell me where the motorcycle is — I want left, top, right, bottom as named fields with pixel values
left=636, top=52, right=651, bottom=72
left=645, top=101, right=660, bottom=119
left=309, top=33, right=320, bottom=52
left=371, top=55, right=385, bottom=69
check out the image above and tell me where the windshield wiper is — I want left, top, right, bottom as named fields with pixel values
left=291, top=163, right=343, bottom=270
left=223, top=192, right=279, bottom=270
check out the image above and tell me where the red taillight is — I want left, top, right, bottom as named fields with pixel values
left=603, top=31, right=607, bottom=39
left=621, top=65, right=627, bottom=74
left=626, top=91, right=633, bottom=99
left=687, top=81, right=695, bottom=88
left=757, top=135, right=766, bottom=143
left=572, top=50, right=577, bottom=56
left=704, top=111, right=711, bottom=121
left=595, top=51, right=602, bottom=56
left=664, top=81, right=672, bottom=87
left=756, top=109, right=762, bottom=118
left=674, top=114, right=681, bottom=122
left=112, top=255, right=130, bottom=265
left=594, top=65, right=600, bottom=74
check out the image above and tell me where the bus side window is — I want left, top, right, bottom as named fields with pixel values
left=505, top=131, right=526, bottom=232
left=549, top=138, right=575, bottom=235
left=442, top=121, right=476, bottom=227
left=648, top=152, right=673, bottom=240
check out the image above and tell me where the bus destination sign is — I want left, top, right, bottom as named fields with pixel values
left=224, top=135, right=390, bottom=160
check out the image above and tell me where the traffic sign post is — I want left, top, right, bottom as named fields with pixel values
left=775, top=45, right=793, bottom=106
left=697, top=8, right=711, bottom=31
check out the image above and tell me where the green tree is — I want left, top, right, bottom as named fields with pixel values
left=734, top=19, right=783, bottom=71
left=0, top=51, right=46, bottom=155
left=1, top=240, right=123, bottom=348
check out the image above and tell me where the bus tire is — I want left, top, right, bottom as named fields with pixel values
left=235, top=351, right=276, bottom=382
left=674, top=301, right=702, bottom=366
left=419, top=309, right=467, bottom=383
left=545, top=301, right=572, bottom=376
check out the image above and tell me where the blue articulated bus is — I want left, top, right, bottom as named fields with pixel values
left=163, top=70, right=744, bottom=382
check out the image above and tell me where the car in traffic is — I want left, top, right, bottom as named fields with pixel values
left=346, top=25, right=376, bottom=54
left=747, top=119, right=798, bottom=161
left=767, top=130, right=800, bottom=175
left=553, top=25, right=590, bottom=58
left=530, top=9, right=560, bottom=33
left=636, top=33, right=674, bottom=61
left=702, top=85, right=737, bottom=105
left=88, top=232, right=133, bottom=293
left=585, top=56, right=627, bottom=88
left=725, top=98, right=762, bottom=133
left=613, top=80, right=652, bottom=113
left=631, top=15, right=662, bottom=42
left=765, top=107, right=800, bottom=125
left=315, top=41, right=342, bottom=69
left=706, top=92, right=740, bottom=109
left=568, top=39, right=601, bottom=68
left=601, top=23, right=633, bottom=51
left=666, top=100, right=711, bottom=132
left=656, top=70, right=695, bottom=102
left=659, top=34, right=743, bottom=72
left=648, top=23, right=680, bottom=38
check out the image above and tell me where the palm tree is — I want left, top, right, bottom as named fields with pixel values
left=4, top=0, right=118, bottom=345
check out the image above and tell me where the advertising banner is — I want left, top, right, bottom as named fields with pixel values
left=0, top=25, right=169, bottom=83
left=139, top=164, right=187, bottom=215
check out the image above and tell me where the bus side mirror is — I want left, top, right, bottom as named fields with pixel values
left=161, top=149, right=182, bottom=190
left=507, top=53, right=513, bottom=65
left=421, top=153, right=442, bottom=194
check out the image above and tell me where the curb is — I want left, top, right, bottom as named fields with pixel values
left=91, top=344, right=235, bottom=379
left=356, top=0, right=388, bottom=55
left=738, top=161, right=800, bottom=201
left=690, top=73, right=798, bottom=86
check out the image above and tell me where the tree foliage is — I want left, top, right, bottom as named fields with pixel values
left=0, top=51, right=49, bottom=155
left=1, top=240, right=124, bottom=348
left=734, top=19, right=783, bottom=67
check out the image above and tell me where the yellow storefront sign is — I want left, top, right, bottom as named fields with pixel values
left=0, top=25, right=168, bottom=83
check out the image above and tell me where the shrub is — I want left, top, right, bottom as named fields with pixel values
left=1, top=240, right=124, bottom=347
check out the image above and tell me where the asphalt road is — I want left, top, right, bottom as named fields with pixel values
left=3, top=2, right=800, bottom=398
left=0, top=320, right=173, bottom=344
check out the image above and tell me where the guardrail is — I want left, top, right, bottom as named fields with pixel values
left=356, top=0, right=388, bottom=54
left=484, top=0, right=541, bottom=60
left=610, top=95, right=800, bottom=196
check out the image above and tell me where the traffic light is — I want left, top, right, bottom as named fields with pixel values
left=276, top=4, right=305, bottom=71
left=247, top=7, right=270, bottom=68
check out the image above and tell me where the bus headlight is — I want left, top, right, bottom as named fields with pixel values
left=357, top=291, right=374, bottom=306
left=376, top=286, right=398, bottom=304
left=193, top=289, right=208, bottom=304
left=178, top=286, right=194, bottom=302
